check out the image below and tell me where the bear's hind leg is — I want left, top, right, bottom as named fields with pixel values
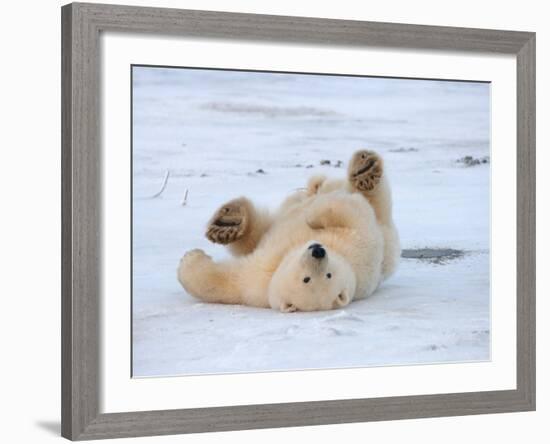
left=206, top=197, right=272, bottom=256
left=347, top=150, right=401, bottom=279
left=347, top=150, right=393, bottom=226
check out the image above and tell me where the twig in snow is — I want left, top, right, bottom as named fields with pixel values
left=150, top=170, right=170, bottom=198
left=181, top=189, right=189, bottom=206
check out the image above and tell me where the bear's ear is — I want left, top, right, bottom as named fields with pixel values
left=280, top=302, right=297, bottom=313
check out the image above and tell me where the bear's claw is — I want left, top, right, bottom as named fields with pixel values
left=206, top=198, right=249, bottom=244
left=348, top=150, right=383, bottom=192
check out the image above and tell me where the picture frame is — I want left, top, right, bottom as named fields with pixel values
left=61, top=2, right=536, bottom=440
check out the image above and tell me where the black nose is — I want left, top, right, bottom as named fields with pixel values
left=308, top=243, right=322, bottom=250
left=311, top=246, right=326, bottom=259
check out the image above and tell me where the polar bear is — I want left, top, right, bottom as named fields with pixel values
left=177, top=150, right=400, bottom=312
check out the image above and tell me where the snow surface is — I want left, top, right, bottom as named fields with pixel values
left=132, top=67, right=490, bottom=377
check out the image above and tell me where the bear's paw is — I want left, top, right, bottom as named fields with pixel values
left=348, top=150, right=383, bottom=192
left=205, top=198, right=250, bottom=244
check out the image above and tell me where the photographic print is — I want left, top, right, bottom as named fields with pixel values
left=131, top=66, right=490, bottom=377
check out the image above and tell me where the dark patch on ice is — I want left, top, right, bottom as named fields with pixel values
left=401, top=248, right=464, bottom=264
left=471, top=329, right=490, bottom=336
left=247, top=169, right=267, bottom=176
left=456, top=155, right=490, bottom=167
left=389, top=147, right=419, bottom=153
left=426, top=344, right=447, bottom=351
left=325, top=327, right=357, bottom=337
left=296, top=160, right=343, bottom=168
left=202, top=102, right=339, bottom=118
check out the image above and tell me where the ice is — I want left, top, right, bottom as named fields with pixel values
left=132, top=67, right=490, bottom=377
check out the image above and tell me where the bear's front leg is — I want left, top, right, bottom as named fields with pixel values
left=177, top=249, right=242, bottom=305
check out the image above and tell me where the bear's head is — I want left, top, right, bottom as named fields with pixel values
left=268, top=241, right=357, bottom=312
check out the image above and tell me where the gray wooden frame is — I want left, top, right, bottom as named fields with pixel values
left=61, top=2, right=536, bottom=440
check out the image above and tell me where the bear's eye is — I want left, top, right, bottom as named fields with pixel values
left=326, top=273, right=332, bottom=279
left=303, top=277, right=311, bottom=283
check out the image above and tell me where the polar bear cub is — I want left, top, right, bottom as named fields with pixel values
left=177, top=150, right=400, bottom=312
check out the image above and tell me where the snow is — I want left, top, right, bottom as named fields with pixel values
left=131, top=67, right=490, bottom=377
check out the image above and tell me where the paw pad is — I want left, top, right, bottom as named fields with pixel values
left=348, top=150, right=383, bottom=192
left=206, top=199, right=248, bottom=244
